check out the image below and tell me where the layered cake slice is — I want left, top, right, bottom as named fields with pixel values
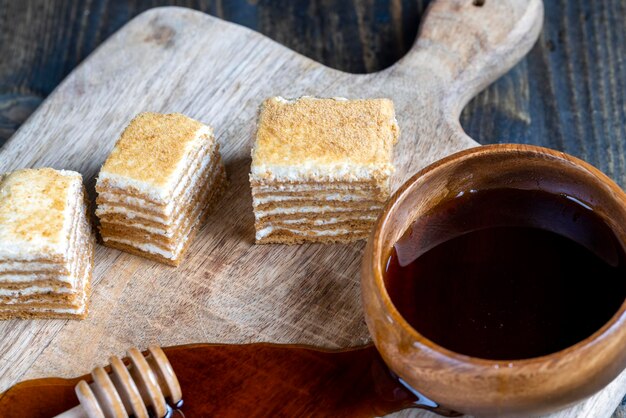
left=250, top=97, right=399, bottom=244
left=0, top=168, right=94, bottom=319
left=96, top=112, right=226, bottom=266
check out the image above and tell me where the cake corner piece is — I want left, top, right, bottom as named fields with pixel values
left=0, top=167, right=94, bottom=320
left=250, top=96, right=399, bottom=245
left=95, top=112, right=226, bottom=266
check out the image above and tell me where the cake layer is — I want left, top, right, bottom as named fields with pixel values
left=0, top=168, right=83, bottom=262
left=1, top=220, right=83, bottom=284
left=0, top=235, right=83, bottom=285
left=102, top=167, right=227, bottom=264
left=0, top=292, right=80, bottom=305
left=96, top=212, right=166, bottom=232
left=256, top=225, right=370, bottom=240
left=0, top=303, right=87, bottom=319
left=97, top=140, right=218, bottom=216
left=0, top=295, right=85, bottom=308
left=256, top=229, right=370, bottom=244
left=100, top=217, right=191, bottom=248
left=0, top=273, right=74, bottom=286
left=97, top=113, right=215, bottom=203
left=0, top=284, right=73, bottom=296
left=255, top=209, right=382, bottom=223
left=102, top=238, right=188, bottom=264
left=103, top=240, right=187, bottom=267
left=0, top=278, right=76, bottom=290
left=0, top=261, right=66, bottom=274
left=255, top=219, right=374, bottom=233
left=253, top=199, right=383, bottom=212
left=100, top=191, right=208, bottom=248
left=97, top=151, right=222, bottom=226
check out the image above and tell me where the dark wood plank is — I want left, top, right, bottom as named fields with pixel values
left=0, top=0, right=427, bottom=142
left=461, top=0, right=626, bottom=188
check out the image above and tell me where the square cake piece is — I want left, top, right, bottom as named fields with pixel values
left=95, top=112, right=226, bottom=266
left=250, top=96, right=399, bottom=244
left=0, top=168, right=94, bottom=320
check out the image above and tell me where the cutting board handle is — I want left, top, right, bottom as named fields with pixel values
left=396, top=0, right=543, bottom=119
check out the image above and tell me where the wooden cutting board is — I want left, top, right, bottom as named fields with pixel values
left=0, top=1, right=624, bottom=416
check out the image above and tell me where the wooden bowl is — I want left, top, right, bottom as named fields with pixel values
left=361, top=144, right=626, bottom=417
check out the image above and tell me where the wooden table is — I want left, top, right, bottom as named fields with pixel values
left=0, top=1, right=625, bottom=416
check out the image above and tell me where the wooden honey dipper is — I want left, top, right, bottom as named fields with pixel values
left=53, top=346, right=182, bottom=418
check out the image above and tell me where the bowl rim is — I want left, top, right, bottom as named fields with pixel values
left=370, top=143, right=626, bottom=367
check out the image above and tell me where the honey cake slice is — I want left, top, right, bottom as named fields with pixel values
left=0, top=168, right=94, bottom=320
left=95, top=112, right=226, bottom=265
left=250, top=97, right=399, bottom=244
left=0, top=217, right=94, bottom=319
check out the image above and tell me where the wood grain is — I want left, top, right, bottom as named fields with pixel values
left=0, top=2, right=623, bottom=418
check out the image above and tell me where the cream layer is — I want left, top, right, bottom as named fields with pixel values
left=271, top=215, right=377, bottom=226
left=0, top=262, right=63, bottom=274
left=256, top=222, right=373, bottom=236
left=250, top=163, right=393, bottom=183
left=251, top=184, right=383, bottom=194
left=0, top=273, right=73, bottom=284
left=254, top=204, right=382, bottom=219
left=102, top=237, right=185, bottom=260
left=0, top=286, right=73, bottom=297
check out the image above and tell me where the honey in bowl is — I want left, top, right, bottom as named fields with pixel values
left=385, top=188, right=626, bottom=360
